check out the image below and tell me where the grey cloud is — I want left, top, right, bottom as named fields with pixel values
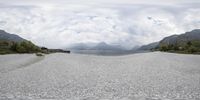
left=1, top=0, right=200, bottom=5
left=0, top=1, right=200, bottom=49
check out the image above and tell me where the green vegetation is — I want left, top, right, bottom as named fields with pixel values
left=0, top=40, right=70, bottom=55
left=13, top=41, right=41, bottom=53
left=0, top=40, right=41, bottom=54
left=159, top=40, right=200, bottom=54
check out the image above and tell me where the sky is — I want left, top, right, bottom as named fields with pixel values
left=0, top=0, right=200, bottom=49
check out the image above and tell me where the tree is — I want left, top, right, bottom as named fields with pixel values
left=10, top=42, right=17, bottom=51
left=16, top=43, right=27, bottom=53
left=12, top=41, right=41, bottom=53
left=159, top=45, right=169, bottom=51
left=188, top=46, right=198, bottom=53
left=187, top=41, right=192, bottom=47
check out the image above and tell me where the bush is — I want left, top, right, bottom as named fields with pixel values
left=192, top=41, right=200, bottom=48
left=0, top=48, right=15, bottom=54
left=0, top=40, right=41, bottom=54
left=13, top=41, right=41, bottom=53
left=188, top=46, right=198, bottom=53
left=159, top=45, right=169, bottom=51
left=158, top=40, right=200, bottom=54
left=16, top=43, right=27, bottom=53
left=35, top=53, right=44, bottom=56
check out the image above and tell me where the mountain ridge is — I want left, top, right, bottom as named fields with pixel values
left=0, top=30, right=42, bottom=54
left=138, top=29, right=200, bottom=54
left=0, top=30, right=26, bottom=42
left=160, top=29, right=200, bottom=45
left=68, top=42, right=125, bottom=51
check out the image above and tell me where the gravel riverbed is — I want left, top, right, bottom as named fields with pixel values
left=0, top=52, right=200, bottom=100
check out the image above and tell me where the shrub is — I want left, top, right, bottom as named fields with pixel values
left=0, top=40, right=42, bottom=54
left=192, top=41, right=200, bottom=48
left=35, top=53, right=44, bottom=56
left=159, top=45, right=169, bottom=51
left=187, top=46, right=196, bottom=53
left=158, top=40, right=200, bottom=54
left=16, top=43, right=27, bottom=53
left=13, top=41, right=41, bottom=53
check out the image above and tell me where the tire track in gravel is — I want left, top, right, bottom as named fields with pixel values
left=0, top=56, right=45, bottom=73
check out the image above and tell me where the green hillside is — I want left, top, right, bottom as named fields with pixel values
left=0, top=30, right=41, bottom=54
left=158, top=29, right=200, bottom=54
left=0, top=40, right=41, bottom=54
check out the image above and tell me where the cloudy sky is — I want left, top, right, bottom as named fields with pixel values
left=0, top=0, right=200, bottom=49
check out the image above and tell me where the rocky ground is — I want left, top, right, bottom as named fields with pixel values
left=0, top=52, right=200, bottom=100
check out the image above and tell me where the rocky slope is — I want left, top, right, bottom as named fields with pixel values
left=0, top=30, right=26, bottom=42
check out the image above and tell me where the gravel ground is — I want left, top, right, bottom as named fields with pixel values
left=0, top=52, right=200, bottom=100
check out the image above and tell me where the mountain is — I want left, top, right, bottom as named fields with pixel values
left=160, top=29, right=200, bottom=45
left=69, top=42, right=125, bottom=51
left=0, top=30, right=70, bottom=54
left=159, top=35, right=178, bottom=45
left=0, top=30, right=26, bottom=42
left=91, top=42, right=124, bottom=51
left=68, top=43, right=92, bottom=50
left=137, top=29, right=200, bottom=54
left=159, top=29, right=200, bottom=53
left=0, top=30, right=41, bottom=54
left=138, top=42, right=159, bottom=50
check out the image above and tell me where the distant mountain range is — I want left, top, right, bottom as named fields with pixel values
left=68, top=43, right=94, bottom=50
left=0, top=30, right=26, bottom=42
left=69, top=42, right=125, bottom=51
left=1, top=28, right=199, bottom=54
left=138, top=29, right=200, bottom=53
left=70, top=29, right=200, bottom=54
left=138, top=42, right=159, bottom=50
left=91, top=42, right=124, bottom=51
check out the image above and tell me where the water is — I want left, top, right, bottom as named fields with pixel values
left=70, top=50, right=149, bottom=56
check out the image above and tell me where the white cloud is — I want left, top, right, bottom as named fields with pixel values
left=1, top=0, right=200, bottom=6
left=0, top=1, right=200, bottom=49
